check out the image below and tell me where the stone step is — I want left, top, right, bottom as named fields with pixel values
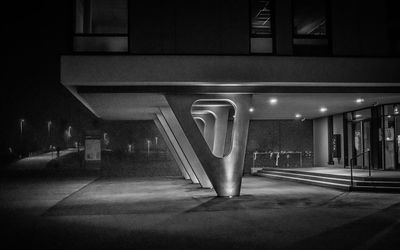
left=258, top=170, right=352, bottom=185
left=256, top=168, right=400, bottom=193
left=260, top=167, right=400, bottom=182
left=255, top=172, right=351, bottom=191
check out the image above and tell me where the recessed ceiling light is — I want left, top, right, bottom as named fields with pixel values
left=355, top=114, right=362, bottom=118
left=295, top=113, right=302, bottom=118
left=356, top=98, right=365, bottom=103
left=320, top=107, right=328, bottom=113
left=269, top=98, right=277, bottom=105
left=249, top=107, right=254, bottom=113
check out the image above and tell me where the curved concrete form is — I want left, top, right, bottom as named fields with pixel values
left=166, top=94, right=251, bottom=197
left=192, top=113, right=216, bottom=152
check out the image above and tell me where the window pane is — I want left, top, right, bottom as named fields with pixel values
left=73, top=36, right=128, bottom=52
left=251, top=0, right=272, bottom=37
left=293, top=0, right=327, bottom=36
left=75, top=0, right=128, bottom=34
left=251, top=38, right=273, bottom=53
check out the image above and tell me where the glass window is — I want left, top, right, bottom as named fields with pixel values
left=387, top=0, right=400, bottom=55
left=75, top=0, right=128, bottom=34
left=353, top=109, right=371, bottom=121
left=384, top=104, right=399, bottom=116
left=292, top=0, right=329, bottom=56
left=74, top=0, right=128, bottom=52
left=250, top=0, right=273, bottom=53
left=293, top=0, right=327, bottom=36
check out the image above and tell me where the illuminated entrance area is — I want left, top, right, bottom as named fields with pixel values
left=345, top=103, right=400, bottom=171
left=383, top=104, right=400, bottom=170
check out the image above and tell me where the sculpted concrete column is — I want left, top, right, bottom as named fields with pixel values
left=194, top=117, right=206, bottom=135
left=166, top=94, right=251, bottom=197
left=209, top=106, right=229, bottom=158
left=193, top=113, right=215, bottom=152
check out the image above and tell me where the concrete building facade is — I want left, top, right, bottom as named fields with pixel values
left=62, top=0, right=400, bottom=196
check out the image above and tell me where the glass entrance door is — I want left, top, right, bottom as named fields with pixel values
left=352, top=119, right=371, bottom=169
left=383, top=104, right=400, bottom=170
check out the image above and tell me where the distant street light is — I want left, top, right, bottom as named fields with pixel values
left=146, top=139, right=151, bottom=158
left=67, top=126, right=72, bottom=137
left=66, top=126, right=72, bottom=146
left=19, top=119, right=25, bottom=137
left=47, top=121, right=52, bottom=136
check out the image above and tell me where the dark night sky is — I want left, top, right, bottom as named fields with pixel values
left=1, top=1, right=96, bottom=151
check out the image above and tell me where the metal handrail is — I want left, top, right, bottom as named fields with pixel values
left=349, top=150, right=371, bottom=188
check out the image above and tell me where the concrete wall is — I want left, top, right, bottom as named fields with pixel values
left=244, top=120, right=313, bottom=173
left=313, top=117, right=329, bottom=167
left=61, top=56, right=400, bottom=85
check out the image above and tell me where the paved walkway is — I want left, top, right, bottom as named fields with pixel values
left=7, top=148, right=78, bottom=170
left=0, top=175, right=399, bottom=249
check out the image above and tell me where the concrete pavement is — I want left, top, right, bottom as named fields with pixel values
left=0, top=175, right=399, bottom=249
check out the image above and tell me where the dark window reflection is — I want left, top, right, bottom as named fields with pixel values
left=75, top=0, right=128, bottom=34
left=293, top=0, right=327, bottom=36
left=250, top=0, right=273, bottom=53
left=292, top=0, right=329, bottom=55
left=74, top=0, right=128, bottom=52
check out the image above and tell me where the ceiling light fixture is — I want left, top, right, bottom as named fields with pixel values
left=320, top=107, right=328, bottom=113
left=269, top=98, right=277, bottom=105
left=356, top=98, right=365, bottom=103
left=295, top=113, right=302, bottom=118
left=249, top=107, right=254, bottom=113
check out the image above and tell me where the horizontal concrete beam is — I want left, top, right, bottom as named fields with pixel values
left=61, top=55, right=400, bottom=85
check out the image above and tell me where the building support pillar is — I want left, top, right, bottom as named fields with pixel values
left=209, top=106, right=230, bottom=158
left=153, top=117, right=190, bottom=180
left=158, top=107, right=212, bottom=188
left=166, top=94, right=251, bottom=197
left=193, top=113, right=215, bottom=152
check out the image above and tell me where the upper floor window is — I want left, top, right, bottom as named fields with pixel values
left=387, top=0, right=400, bottom=55
left=292, top=0, right=330, bottom=56
left=250, top=0, right=274, bottom=54
left=74, top=0, right=128, bottom=52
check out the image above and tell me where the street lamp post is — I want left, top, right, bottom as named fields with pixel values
left=66, top=126, right=72, bottom=147
left=47, top=121, right=52, bottom=137
left=20, top=119, right=25, bottom=138
left=146, top=139, right=151, bottom=159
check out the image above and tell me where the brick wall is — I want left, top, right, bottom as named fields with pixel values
left=244, top=120, right=313, bottom=173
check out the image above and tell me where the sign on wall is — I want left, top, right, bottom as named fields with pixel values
left=85, top=139, right=101, bottom=161
left=332, top=134, right=341, bottom=158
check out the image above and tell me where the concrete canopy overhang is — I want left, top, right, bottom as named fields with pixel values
left=61, top=55, right=400, bottom=196
left=61, top=55, right=400, bottom=120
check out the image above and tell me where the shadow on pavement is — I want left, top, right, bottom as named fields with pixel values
left=289, top=202, right=400, bottom=250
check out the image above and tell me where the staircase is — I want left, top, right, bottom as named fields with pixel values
left=255, top=168, right=400, bottom=193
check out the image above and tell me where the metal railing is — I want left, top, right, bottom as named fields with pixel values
left=252, top=151, right=304, bottom=169
left=349, top=150, right=371, bottom=187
